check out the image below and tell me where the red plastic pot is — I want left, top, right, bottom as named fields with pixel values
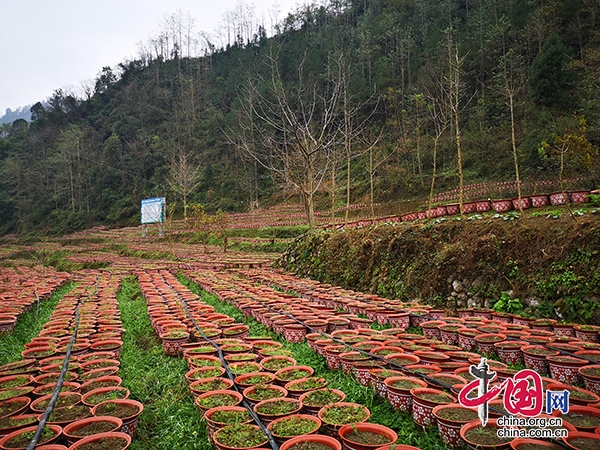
left=62, top=415, right=123, bottom=446
left=384, top=376, right=427, bottom=412
left=267, top=413, right=321, bottom=445
left=91, top=399, right=144, bottom=438
left=280, top=434, right=341, bottom=450
left=433, top=403, right=480, bottom=447
left=410, top=387, right=457, bottom=427
left=0, top=424, right=62, bottom=449
left=338, top=423, right=398, bottom=450
left=67, top=431, right=131, bottom=450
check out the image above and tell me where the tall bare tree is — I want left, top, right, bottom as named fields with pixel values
left=230, top=48, right=342, bottom=228
left=167, top=149, right=202, bottom=220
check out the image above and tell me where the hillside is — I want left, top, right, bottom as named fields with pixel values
left=1, top=0, right=599, bottom=236
left=280, top=204, right=600, bottom=324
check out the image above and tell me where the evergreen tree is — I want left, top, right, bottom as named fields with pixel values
left=530, top=33, right=575, bottom=109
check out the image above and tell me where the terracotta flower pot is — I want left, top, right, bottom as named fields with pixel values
left=279, top=434, right=341, bottom=450
left=530, top=194, right=549, bottom=208
left=384, top=376, right=427, bottom=412
left=67, top=431, right=131, bottom=450
left=338, top=423, right=398, bottom=450
left=318, top=402, right=370, bottom=438
left=580, top=365, right=600, bottom=395
left=563, top=405, right=600, bottom=433
left=30, top=392, right=81, bottom=413
left=0, top=424, right=62, bottom=449
left=460, top=418, right=514, bottom=450
left=204, top=406, right=253, bottom=441
left=254, top=398, right=302, bottom=426
left=195, top=390, right=244, bottom=415
left=91, top=399, right=143, bottom=438
left=62, top=415, right=123, bottom=446
left=410, top=387, right=457, bottom=427
left=213, top=424, right=269, bottom=450
left=299, top=388, right=346, bottom=416
left=546, top=355, right=588, bottom=385
left=492, top=199, right=512, bottom=213
left=522, top=346, right=558, bottom=376
left=267, top=413, right=321, bottom=445
left=81, top=386, right=130, bottom=407
left=562, top=431, right=600, bottom=450
left=433, top=403, right=480, bottom=447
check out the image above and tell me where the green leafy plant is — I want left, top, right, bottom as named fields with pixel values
left=493, top=291, right=524, bottom=314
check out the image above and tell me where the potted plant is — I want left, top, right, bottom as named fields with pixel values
left=546, top=355, right=588, bottom=385
left=432, top=403, right=479, bottom=447
left=30, top=392, right=82, bottom=413
left=474, top=334, right=506, bottom=357
left=81, top=386, right=130, bottom=407
left=338, top=423, right=397, bottom=450
left=410, top=387, right=456, bottom=427
left=190, top=377, right=234, bottom=396
left=0, top=415, right=38, bottom=439
left=274, top=366, right=314, bottom=385
left=284, top=377, right=328, bottom=399
left=574, top=325, right=600, bottom=343
left=299, top=388, right=346, bottom=416
left=253, top=398, right=302, bottom=425
left=318, top=402, right=370, bottom=437
left=260, top=356, right=297, bottom=373
left=243, top=384, right=287, bottom=407
left=195, top=390, right=244, bottom=414
left=91, top=399, right=144, bottom=438
left=558, top=431, right=600, bottom=450
left=62, top=415, right=123, bottom=446
left=268, top=414, right=321, bottom=445
left=579, top=365, right=600, bottom=395
left=460, top=419, right=515, bottom=450
left=229, top=362, right=262, bottom=376
left=212, top=423, right=269, bottom=450
left=234, top=373, right=275, bottom=390
left=279, top=434, right=342, bottom=450
left=66, top=431, right=131, bottom=450
left=551, top=399, right=600, bottom=429
left=43, top=404, right=92, bottom=426
left=522, top=345, right=558, bottom=376
left=0, top=424, right=62, bottom=449
left=384, top=376, right=427, bottom=412
left=204, top=406, right=253, bottom=441
left=79, top=376, right=122, bottom=395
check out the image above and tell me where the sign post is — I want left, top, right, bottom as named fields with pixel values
left=141, top=197, right=166, bottom=237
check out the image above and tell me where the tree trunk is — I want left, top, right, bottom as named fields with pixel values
left=509, top=93, right=522, bottom=212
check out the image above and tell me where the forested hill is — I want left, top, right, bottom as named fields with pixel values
left=1, top=0, right=599, bottom=236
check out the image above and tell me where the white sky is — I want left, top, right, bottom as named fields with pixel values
left=0, top=0, right=302, bottom=114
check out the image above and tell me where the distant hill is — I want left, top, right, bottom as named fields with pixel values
left=0, top=0, right=598, bottom=236
left=0, top=106, right=31, bottom=125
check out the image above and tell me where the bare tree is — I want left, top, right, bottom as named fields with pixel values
left=166, top=149, right=202, bottom=220
left=229, top=48, right=342, bottom=228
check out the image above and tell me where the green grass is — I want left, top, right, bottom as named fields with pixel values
left=0, top=282, right=73, bottom=366
left=179, top=274, right=447, bottom=450
left=117, top=276, right=210, bottom=450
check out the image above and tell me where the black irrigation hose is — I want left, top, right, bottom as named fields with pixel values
left=161, top=275, right=281, bottom=450
left=26, top=278, right=99, bottom=450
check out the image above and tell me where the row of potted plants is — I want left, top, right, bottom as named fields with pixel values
left=190, top=268, right=600, bottom=449
left=134, top=269, right=420, bottom=450
left=323, top=189, right=594, bottom=230
left=0, top=267, right=69, bottom=336
left=0, top=272, right=142, bottom=450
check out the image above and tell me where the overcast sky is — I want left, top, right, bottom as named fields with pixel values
left=0, top=0, right=302, bottom=114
